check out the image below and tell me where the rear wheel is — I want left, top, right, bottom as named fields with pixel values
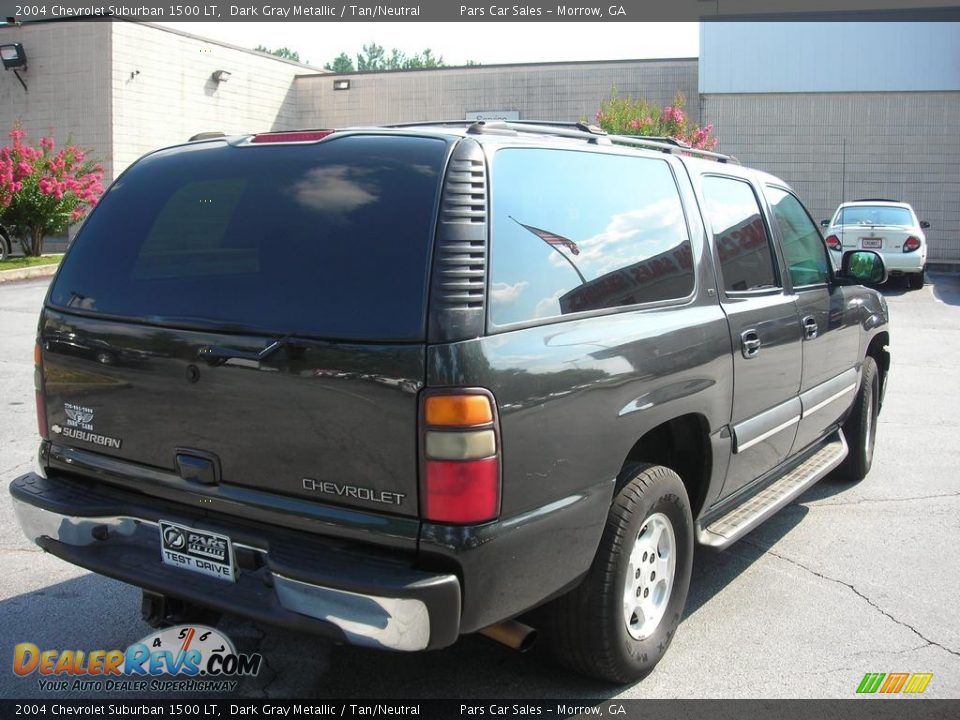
left=837, top=356, right=879, bottom=482
left=541, top=464, right=693, bottom=683
left=909, top=271, right=925, bottom=290
left=0, top=230, right=10, bottom=262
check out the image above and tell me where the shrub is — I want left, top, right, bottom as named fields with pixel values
left=594, top=90, right=718, bottom=151
left=0, top=126, right=104, bottom=256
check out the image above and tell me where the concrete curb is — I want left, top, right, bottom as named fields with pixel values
left=0, top=261, right=60, bottom=284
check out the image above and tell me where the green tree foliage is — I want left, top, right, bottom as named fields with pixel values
left=254, top=45, right=303, bottom=63
left=326, top=43, right=459, bottom=72
left=324, top=52, right=355, bottom=73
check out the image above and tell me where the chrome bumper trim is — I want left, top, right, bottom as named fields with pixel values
left=273, top=574, right=430, bottom=651
left=11, top=498, right=439, bottom=652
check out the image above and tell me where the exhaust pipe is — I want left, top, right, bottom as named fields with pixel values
left=478, top=620, right=538, bottom=652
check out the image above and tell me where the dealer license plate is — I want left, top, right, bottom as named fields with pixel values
left=159, top=521, right=236, bottom=582
left=860, top=237, right=883, bottom=249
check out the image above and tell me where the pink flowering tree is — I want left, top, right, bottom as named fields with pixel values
left=593, top=90, right=718, bottom=151
left=0, top=126, right=105, bottom=256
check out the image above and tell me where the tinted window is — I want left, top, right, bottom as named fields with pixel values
left=489, top=149, right=693, bottom=326
left=50, top=136, right=447, bottom=341
left=701, top=176, right=779, bottom=293
left=836, top=206, right=913, bottom=226
left=766, top=187, right=830, bottom=287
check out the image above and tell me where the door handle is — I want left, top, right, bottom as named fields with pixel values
left=740, top=329, right=761, bottom=359
left=802, top=315, right=819, bottom=340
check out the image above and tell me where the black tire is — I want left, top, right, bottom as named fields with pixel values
left=837, top=356, right=879, bottom=482
left=909, top=271, right=924, bottom=290
left=0, top=232, right=10, bottom=262
left=541, top=464, right=693, bottom=683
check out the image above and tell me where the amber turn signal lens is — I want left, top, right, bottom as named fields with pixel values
left=34, top=342, right=41, bottom=367
left=424, top=395, right=493, bottom=427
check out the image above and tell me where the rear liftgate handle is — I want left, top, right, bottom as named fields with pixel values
left=740, top=329, right=761, bottom=359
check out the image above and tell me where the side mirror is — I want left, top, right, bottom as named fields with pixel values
left=820, top=219, right=830, bottom=228
left=839, top=250, right=887, bottom=285
left=920, top=220, right=930, bottom=229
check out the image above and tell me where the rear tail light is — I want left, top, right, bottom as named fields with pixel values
left=903, top=236, right=921, bottom=253
left=250, top=130, right=334, bottom=144
left=34, top=341, right=48, bottom=440
left=421, top=392, right=500, bottom=524
left=825, top=235, right=841, bottom=251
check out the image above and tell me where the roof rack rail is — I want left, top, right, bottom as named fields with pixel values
left=381, top=120, right=478, bottom=129
left=382, top=120, right=605, bottom=132
left=188, top=131, right=226, bottom=141
left=854, top=198, right=901, bottom=203
left=607, top=134, right=738, bottom=164
left=467, top=120, right=608, bottom=143
left=465, top=121, right=738, bottom=163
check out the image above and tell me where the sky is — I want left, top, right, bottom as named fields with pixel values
left=156, top=22, right=700, bottom=68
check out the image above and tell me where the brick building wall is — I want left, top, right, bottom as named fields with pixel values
left=110, top=23, right=307, bottom=177
left=0, top=22, right=113, bottom=177
left=703, top=92, right=960, bottom=263
left=295, top=59, right=700, bottom=128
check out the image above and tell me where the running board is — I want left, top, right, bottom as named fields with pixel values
left=697, top=432, right=848, bottom=549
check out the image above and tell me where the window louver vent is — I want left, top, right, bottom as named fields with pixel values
left=429, top=139, right=488, bottom=342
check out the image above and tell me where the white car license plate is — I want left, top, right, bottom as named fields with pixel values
left=860, top=237, right=882, bottom=249
left=159, top=521, right=236, bottom=582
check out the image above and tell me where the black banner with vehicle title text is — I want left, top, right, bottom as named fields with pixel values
left=0, top=0, right=958, bottom=23
left=3, top=700, right=960, bottom=720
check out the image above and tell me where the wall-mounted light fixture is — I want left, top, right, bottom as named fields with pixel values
left=211, top=69, right=231, bottom=83
left=0, top=42, right=26, bottom=70
left=0, top=42, right=28, bottom=92
left=333, top=79, right=350, bottom=91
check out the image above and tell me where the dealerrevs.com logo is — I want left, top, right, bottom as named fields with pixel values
left=13, top=625, right=262, bottom=693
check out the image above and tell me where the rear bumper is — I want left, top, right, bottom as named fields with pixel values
left=880, top=252, right=926, bottom=274
left=10, top=472, right=461, bottom=651
left=831, top=248, right=926, bottom=274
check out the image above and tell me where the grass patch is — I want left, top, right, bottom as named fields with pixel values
left=0, top=254, right=63, bottom=270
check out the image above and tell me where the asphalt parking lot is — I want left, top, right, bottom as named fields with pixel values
left=1, top=274, right=958, bottom=700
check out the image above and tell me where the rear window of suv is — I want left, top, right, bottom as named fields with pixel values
left=836, top=206, right=913, bottom=226
left=50, top=135, right=449, bottom=341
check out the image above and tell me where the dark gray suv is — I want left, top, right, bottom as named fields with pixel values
left=11, top=122, right=889, bottom=683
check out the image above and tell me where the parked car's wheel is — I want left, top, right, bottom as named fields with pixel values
left=0, top=229, right=10, bottom=262
left=837, top=356, right=879, bottom=482
left=909, top=271, right=925, bottom=290
left=541, top=463, right=693, bottom=683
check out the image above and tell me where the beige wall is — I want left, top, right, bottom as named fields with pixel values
left=3, top=26, right=957, bottom=263
left=704, top=92, right=960, bottom=263
left=110, top=23, right=307, bottom=177
left=296, top=59, right=700, bottom=128
left=0, top=22, right=113, bottom=178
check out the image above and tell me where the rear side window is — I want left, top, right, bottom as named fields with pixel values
left=700, top=176, right=779, bottom=293
left=50, top=135, right=448, bottom=341
left=489, top=148, right=694, bottom=326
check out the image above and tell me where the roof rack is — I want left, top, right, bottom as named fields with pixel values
left=465, top=121, right=738, bottom=164
left=382, top=120, right=477, bottom=129
left=188, top=131, right=226, bottom=141
left=854, top=198, right=901, bottom=203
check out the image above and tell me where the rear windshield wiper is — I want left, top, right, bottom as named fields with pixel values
left=199, top=335, right=295, bottom=365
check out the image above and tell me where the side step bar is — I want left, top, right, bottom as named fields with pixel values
left=697, top=432, right=848, bottom=549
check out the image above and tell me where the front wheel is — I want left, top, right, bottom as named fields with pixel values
left=837, top=356, right=879, bottom=482
left=0, top=230, right=10, bottom=262
left=541, top=464, right=693, bottom=683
